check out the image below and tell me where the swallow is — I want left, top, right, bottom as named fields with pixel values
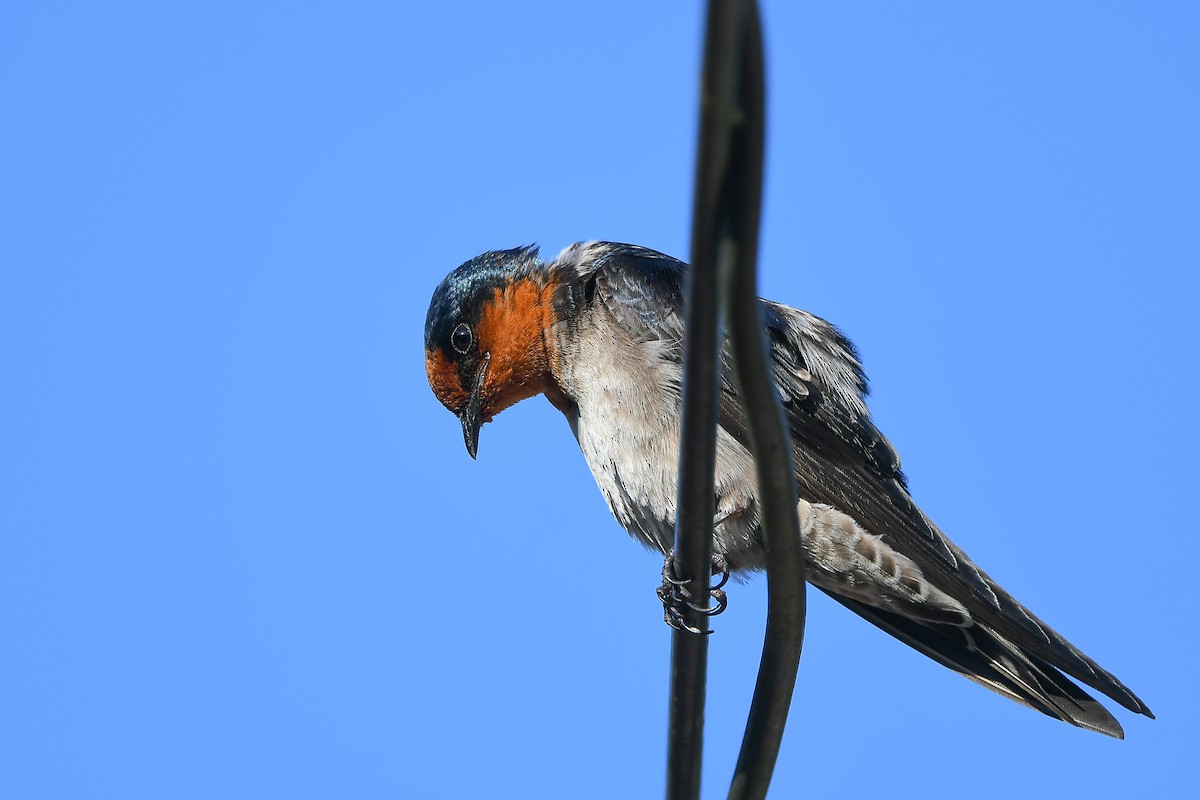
left=424, top=240, right=1153, bottom=737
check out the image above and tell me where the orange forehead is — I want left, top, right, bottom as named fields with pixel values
left=425, top=347, right=467, bottom=411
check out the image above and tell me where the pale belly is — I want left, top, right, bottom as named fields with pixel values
left=564, top=370, right=765, bottom=570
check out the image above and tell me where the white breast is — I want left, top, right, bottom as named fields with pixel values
left=555, top=306, right=763, bottom=567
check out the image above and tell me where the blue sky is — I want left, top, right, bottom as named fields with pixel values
left=2, top=2, right=1197, bottom=798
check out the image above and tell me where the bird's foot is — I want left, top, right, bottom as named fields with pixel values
left=656, top=549, right=730, bottom=635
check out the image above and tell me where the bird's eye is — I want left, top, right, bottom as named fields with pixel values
left=451, top=323, right=473, bottom=354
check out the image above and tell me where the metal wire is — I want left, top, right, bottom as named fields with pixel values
left=718, top=7, right=807, bottom=796
left=664, top=0, right=733, bottom=792
left=668, top=2, right=806, bottom=799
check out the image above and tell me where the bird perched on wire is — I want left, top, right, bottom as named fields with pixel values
left=424, top=240, right=1153, bottom=738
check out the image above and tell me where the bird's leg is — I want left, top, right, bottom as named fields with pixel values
left=656, top=549, right=730, bottom=635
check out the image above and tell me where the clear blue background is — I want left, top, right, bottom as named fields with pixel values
left=3, top=2, right=1196, bottom=798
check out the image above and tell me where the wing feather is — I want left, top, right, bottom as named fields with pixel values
left=751, top=302, right=1151, bottom=718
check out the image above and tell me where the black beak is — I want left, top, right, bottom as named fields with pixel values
left=459, top=353, right=490, bottom=459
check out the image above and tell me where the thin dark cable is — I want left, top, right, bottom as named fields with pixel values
left=662, top=0, right=734, bottom=796
left=665, top=1, right=748, bottom=797
left=719, top=6, right=807, bottom=799
left=667, top=1, right=805, bottom=798
left=667, top=1, right=777, bottom=800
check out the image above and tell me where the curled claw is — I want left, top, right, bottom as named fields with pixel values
left=709, top=565, right=730, bottom=592
left=661, top=555, right=689, bottom=588
left=686, top=586, right=727, bottom=617
left=657, top=584, right=710, bottom=634
left=657, top=549, right=730, bottom=635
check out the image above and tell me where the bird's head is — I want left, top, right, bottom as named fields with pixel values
left=424, top=246, right=561, bottom=458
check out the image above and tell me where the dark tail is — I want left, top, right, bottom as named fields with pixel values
left=824, top=590, right=1149, bottom=738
